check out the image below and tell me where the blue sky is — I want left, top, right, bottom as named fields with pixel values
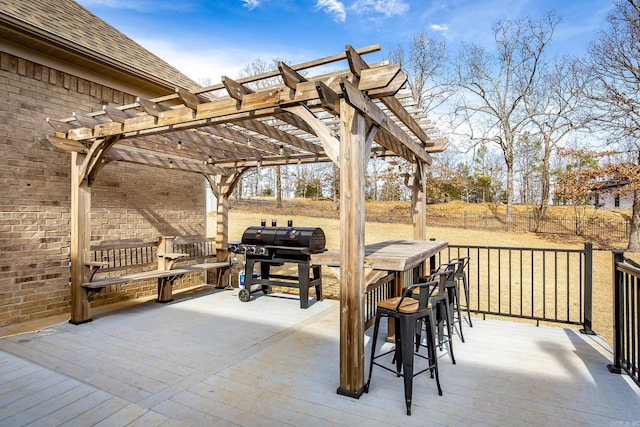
left=76, top=0, right=613, bottom=84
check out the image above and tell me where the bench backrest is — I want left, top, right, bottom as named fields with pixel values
left=89, top=239, right=158, bottom=271
left=169, top=236, right=216, bottom=259
left=88, top=236, right=217, bottom=273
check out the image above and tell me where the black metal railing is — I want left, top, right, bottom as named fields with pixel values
left=362, top=242, right=594, bottom=334
left=609, top=250, right=640, bottom=387
left=436, top=243, right=593, bottom=332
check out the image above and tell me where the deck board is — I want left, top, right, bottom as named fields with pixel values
left=1, top=288, right=639, bottom=426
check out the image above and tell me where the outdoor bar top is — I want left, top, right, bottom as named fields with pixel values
left=311, top=239, right=448, bottom=272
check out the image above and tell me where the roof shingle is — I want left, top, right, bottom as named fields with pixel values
left=0, top=0, right=199, bottom=91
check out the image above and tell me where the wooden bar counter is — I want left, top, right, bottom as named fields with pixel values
left=311, top=239, right=448, bottom=284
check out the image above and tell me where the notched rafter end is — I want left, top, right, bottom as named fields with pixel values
left=278, top=61, right=307, bottom=90
left=315, top=81, right=340, bottom=115
left=137, top=96, right=170, bottom=117
left=102, top=105, right=133, bottom=123
left=43, top=136, right=87, bottom=153
left=47, top=118, right=76, bottom=133
left=221, top=76, right=254, bottom=101
left=175, top=88, right=209, bottom=110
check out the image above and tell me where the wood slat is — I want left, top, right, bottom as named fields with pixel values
left=47, top=118, right=76, bottom=133
left=278, top=61, right=307, bottom=89
left=345, top=44, right=368, bottom=77
left=367, top=73, right=407, bottom=98
left=380, top=95, right=432, bottom=147
left=44, top=136, right=87, bottom=153
left=72, top=113, right=104, bottom=127
left=67, top=127, right=94, bottom=140
left=235, top=118, right=321, bottom=155
left=123, top=115, right=157, bottom=132
left=137, top=97, right=170, bottom=117
left=201, top=126, right=278, bottom=158
left=103, top=105, right=132, bottom=123
left=340, top=47, right=434, bottom=149
left=239, top=89, right=282, bottom=111
left=222, top=76, right=254, bottom=101
left=315, top=81, right=340, bottom=115
left=176, top=88, right=206, bottom=110
left=358, top=64, right=401, bottom=91
left=157, top=107, right=196, bottom=126
left=94, top=121, right=123, bottom=136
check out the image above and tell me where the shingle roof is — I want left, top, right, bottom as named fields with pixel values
left=0, top=0, right=199, bottom=91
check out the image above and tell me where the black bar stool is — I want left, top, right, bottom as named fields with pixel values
left=365, top=280, right=441, bottom=416
left=442, top=259, right=465, bottom=343
left=420, top=265, right=458, bottom=362
left=450, top=256, right=473, bottom=328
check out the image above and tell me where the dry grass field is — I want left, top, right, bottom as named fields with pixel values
left=216, top=200, right=634, bottom=347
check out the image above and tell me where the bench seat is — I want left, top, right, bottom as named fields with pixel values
left=82, top=261, right=233, bottom=290
left=72, top=235, right=233, bottom=324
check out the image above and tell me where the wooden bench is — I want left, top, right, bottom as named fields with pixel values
left=82, top=236, right=234, bottom=304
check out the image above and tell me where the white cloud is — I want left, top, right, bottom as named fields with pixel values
left=316, top=0, right=347, bottom=23
left=430, top=24, right=449, bottom=34
left=138, top=38, right=274, bottom=84
left=242, top=0, right=260, bottom=10
left=352, top=0, right=409, bottom=17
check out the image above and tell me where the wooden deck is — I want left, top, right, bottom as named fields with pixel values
left=1, top=288, right=639, bottom=426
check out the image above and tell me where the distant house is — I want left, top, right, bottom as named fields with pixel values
left=589, top=180, right=633, bottom=210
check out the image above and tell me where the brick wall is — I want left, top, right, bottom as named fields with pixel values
left=0, top=51, right=207, bottom=327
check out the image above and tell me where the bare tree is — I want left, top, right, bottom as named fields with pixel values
left=389, top=31, right=453, bottom=115
left=237, top=58, right=286, bottom=205
left=585, top=0, right=640, bottom=250
left=452, top=11, right=561, bottom=223
left=514, top=132, right=542, bottom=205
left=387, top=32, right=454, bottom=203
left=524, top=55, right=590, bottom=229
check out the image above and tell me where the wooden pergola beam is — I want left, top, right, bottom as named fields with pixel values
left=340, top=78, right=432, bottom=164
left=107, top=146, right=227, bottom=175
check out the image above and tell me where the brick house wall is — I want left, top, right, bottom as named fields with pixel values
left=0, top=51, right=207, bottom=327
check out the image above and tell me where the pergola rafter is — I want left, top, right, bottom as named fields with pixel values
left=45, top=44, right=448, bottom=398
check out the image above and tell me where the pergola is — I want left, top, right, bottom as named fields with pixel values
left=45, top=44, right=447, bottom=398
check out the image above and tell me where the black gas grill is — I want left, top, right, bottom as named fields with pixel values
left=228, top=222, right=325, bottom=308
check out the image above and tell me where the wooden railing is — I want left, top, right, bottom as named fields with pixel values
left=364, top=272, right=396, bottom=329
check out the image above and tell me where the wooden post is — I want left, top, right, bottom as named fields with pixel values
left=207, top=173, right=236, bottom=288
left=411, top=161, right=427, bottom=241
left=215, top=187, right=230, bottom=287
left=70, top=152, right=92, bottom=324
left=411, top=161, right=429, bottom=278
left=337, top=100, right=367, bottom=398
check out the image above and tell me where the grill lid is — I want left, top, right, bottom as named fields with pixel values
left=240, top=226, right=326, bottom=252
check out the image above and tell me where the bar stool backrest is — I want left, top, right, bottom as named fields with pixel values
left=428, top=267, right=454, bottom=301
left=405, top=280, right=439, bottom=311
left=451, top=256, right=470, bottom=279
